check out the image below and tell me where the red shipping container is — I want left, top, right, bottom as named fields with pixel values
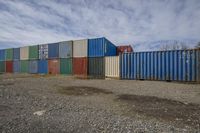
left=48, top=59, right=60, bottom=74
left=73, top=57, right=88, bottom=76
left=6, top=61, right=13, bottom=73
left=117, top=45, right=133, bottom=55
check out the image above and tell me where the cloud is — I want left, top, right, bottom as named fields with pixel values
left=0, top=0, right=199, bottom=50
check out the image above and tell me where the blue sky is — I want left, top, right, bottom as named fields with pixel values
left=0, top=0, right=200, bottom=50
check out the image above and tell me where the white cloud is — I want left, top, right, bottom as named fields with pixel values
left=0, top=0, right=199, bottom=50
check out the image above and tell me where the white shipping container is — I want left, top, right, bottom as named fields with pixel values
left=105, top=56, right=120, bottom=78
left=39, top=44, right=48, bottom=59
left=20, top=46, right=29, bottom=60
left=73, top=39, right=88, bottom=57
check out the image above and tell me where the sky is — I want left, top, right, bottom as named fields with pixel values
left=0, top=0, right=200, bottom=50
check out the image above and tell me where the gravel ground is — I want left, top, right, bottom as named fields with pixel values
left=0, top=74, right=200, bottom=133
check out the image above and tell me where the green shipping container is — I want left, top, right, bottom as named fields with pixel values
left=60, top=58, right=72, bottom=75
left=0, top=61, right=5, bottom=73
left=20, top=60, right=29, bottom=73
left=6, top=48, right=13, bottom=60
left=29, top=45, right=39, bottom=59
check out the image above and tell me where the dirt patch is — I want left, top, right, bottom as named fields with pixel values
left=117, top=94, right=200, bottom=128
left=57, top=86, right=113, bottom=96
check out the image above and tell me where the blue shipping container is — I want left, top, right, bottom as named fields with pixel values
left=120, top=49, right=200, bottom=82
left=13, top=48, right=20, bottom=60
left=13, top=60, right=20, bottom=73
left=38, top=60, right=48, bottom=74
left=48, top=43, right=59, bottom=59
left=88, top=37, right=116, bottom=57
left=29, top=60, right=38, bottom=73
left=0, top=49, right=5, bottom=61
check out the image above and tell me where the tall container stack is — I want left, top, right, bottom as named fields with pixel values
left=13, top=48, right=20, bottom=73
left=48, top=43, right=60, bottom=75
left=73, top=39, right=88, bottom=77
left=88, top=37, right=117, bottom=78
left=59, top=41, right=73, bottom=75
left=5, top=48, right=13, bottom=73
left=38, top=44, right=48, bottom=74
left=20, top=46, right=29, bottom=73
left=29, top=45, right=39, bottom=74
left=0, top=49, right=5, bottom=73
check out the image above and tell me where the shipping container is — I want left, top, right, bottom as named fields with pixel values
left=120, top=49, right=200, bottom=82
left=117, top=45, right=133, bottom=55
left=38, top=60, right=48, bottom=74
left=88, top=37, right=116, bottom=57
left=13, top=60, right=20, bottom=73
left=0, top=61, right=5, bottom=73
left=13, top=48, right=20, bottom=60
left=29, top=45, right=39, bottom=59
left=88, top=57, right=105, bottom=78
left=105, top=56, right=120, bottom=78
left=59, top=41, right=73, bottom=58
left=6, top=61, right=13, bottom=73
left=20, top=46, right=29, bottom=60
left=60, top=58, right=72, bottom=75
left=0, top=49, right=5, bottom=61
left=48, top=59, right=60, bottom=74
left=5, top=48, right=13, bottom=60
left=48, top=43, right=59, bottom=59
left=29, top=60, right=38, bottom=73
left=73, top=39, right=88, bottom=57
left=20, top=60, right=29, bottom=73
left=39, top=44, right=48, bottom=59
left=73, top=57, right=88, bottom=76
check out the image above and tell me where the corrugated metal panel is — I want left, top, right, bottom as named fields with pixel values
left=59, top=41, right=73, bottom=58
left=6, top=61, right=13, bottom=73
left=88, top=37, right=116, bottom=57
left=0, top=49, right=5, bottom=61
left=39, top=44, right=48, bottom=59
left=105, top=56, right=119, bottom=78
left=73, top=57, right=88, bottom=76
left=88, top=57, right=105, bottom=78
left=29, top=45, right=39, bottom=59
left=48, top=59, right=60, bottom=74
left=48, top=43, right=59, bottom=59
left=73, top=39, right=87, bottom=57
left=60, top=58, right=72, bottom=75
left=5, top=48, right=13, bottom=60
left=13, top=60, right=20, bottom=73
left=29, top=60, right=38, bottom=73
left=120, top=49, right=200, bottom=82
left=20, top=46, right=29, bottom=60
left=0, top=61, right=5, bottom=73
left=20, top=60, right=29, bottom=73
left=13, top=48, right=20, bottom=60
left=38, top=60, right=48, bottom=74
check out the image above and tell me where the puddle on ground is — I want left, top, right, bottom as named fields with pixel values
left=117, top=94, right=200, bottom=128
left=57, top=86, right=113, bottom=96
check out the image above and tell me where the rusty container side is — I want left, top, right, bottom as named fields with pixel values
left=73, top=57, right=88, bottom=77
left=48, top=59, right=60, bottom=75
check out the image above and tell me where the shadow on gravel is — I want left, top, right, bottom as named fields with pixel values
left=117, top=94, right=200, bottom=128
left=57, top=86, right=113, bottom=96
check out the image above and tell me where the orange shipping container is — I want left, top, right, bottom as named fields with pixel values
left=73, top=57, right=88, bottom=76
left=117, top=45, right=133, bottom=55
left=48, top=59, right=60, bottom=75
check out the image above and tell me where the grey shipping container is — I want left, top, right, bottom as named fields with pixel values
left=29, top=60, right=38, bottom=73
left=88, top=57, right=105, bottom=78
left=39, top=44, right=48, bottom=59
left=59, top=41, right=73, bottom=58
left=13, top=60, right=20, bottom=73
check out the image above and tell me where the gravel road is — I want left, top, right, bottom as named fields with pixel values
left=0, top=74, right=200, bottom=132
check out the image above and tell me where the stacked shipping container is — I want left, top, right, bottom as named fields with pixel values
left=0, top=49, right=5, bottom=73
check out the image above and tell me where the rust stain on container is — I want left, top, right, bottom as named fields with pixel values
left=48, top=59, right=60, bottom=75
left=6, top=61, right=13, bottom=73
left=73, top=57, right=88, bottom=77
